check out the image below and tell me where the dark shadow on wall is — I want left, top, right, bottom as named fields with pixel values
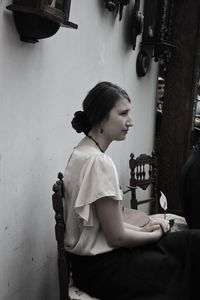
left=122, top=1, right=140, bottom=52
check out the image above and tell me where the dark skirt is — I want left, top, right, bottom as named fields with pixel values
left=70, top=230, right=200, bottom=300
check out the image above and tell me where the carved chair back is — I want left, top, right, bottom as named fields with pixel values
left=52, top=172, right=71, bottom=300
left=52, top=173, right=100, bottom=300
left=129, top=152, right=159, bottom=212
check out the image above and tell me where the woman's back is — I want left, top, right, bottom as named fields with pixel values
left=63, top=136, right=123, bottom=255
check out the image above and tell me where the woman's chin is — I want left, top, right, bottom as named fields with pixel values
left=115, top=136, right=126, bottom=141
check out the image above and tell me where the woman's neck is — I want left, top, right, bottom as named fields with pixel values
left=87, top=130, right=111, bottom=153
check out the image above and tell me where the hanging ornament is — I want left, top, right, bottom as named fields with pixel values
left=104, top=0, right=130, bottom=21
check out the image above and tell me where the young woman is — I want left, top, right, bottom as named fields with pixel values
left=63, top=81, right=200, bottom=300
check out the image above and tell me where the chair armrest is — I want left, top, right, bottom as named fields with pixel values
left=123, top=185, right=137, bottom=194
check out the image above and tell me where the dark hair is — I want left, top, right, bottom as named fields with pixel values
left=71, top=81, right=130, bottom=135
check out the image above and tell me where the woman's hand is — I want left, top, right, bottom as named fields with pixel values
left=141, top=218, right=170, bottom=235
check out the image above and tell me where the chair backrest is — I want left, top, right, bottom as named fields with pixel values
left=52, top=172, right=71, bottom=300
left=129, top=152, right=159, bottom=212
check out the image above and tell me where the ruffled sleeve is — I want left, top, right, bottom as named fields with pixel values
left=75, top=154, right=122, bottom=226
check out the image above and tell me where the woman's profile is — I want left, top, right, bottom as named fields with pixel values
left=63, top=81, right=200, bottom=300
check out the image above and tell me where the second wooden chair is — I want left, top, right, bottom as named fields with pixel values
left=128, top=151, right=159, bottom=213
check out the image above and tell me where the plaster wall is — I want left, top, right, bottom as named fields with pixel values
left=0, top=0, right=158, bottom=299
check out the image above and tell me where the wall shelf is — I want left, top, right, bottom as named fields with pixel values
left=7, top=1, right=78, bottom=43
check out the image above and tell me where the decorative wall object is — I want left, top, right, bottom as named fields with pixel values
left=104, top=0, right=130, bottom=21
left=7, top=0, right=78, bottom=43
left=136, top=0, right=175, bottom=77
left=132, top=0, right=143, bottom=50
left=136, top=50, right=149, bottom=77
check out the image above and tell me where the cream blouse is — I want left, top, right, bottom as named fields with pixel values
left=63, top=137, right=123, bottom=255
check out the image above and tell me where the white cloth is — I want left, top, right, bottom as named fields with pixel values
left=63, top=137, right=123, bottom=255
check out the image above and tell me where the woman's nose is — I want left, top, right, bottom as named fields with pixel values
left=127, top=116, right=133, bottom=127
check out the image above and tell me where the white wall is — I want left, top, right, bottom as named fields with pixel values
left=0, top=0, right=158, bottom=299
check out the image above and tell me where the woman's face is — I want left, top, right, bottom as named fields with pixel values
left=157, top=83, right=165, bottom=99
left=102, top=97, right=133, bottom=142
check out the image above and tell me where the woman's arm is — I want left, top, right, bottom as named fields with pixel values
left=123, top=221, right=166, bottom=232
left=95, top=197, right=170, bottom=249
left=123, top=222, right=142, bottom=231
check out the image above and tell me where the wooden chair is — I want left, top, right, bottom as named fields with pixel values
left=52, top=172, right=188, bottom=300
left=52, top=172, right=99, bottom=300
left=128, top=151, right=159, bottom=213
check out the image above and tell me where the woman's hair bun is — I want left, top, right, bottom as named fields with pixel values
left=71, top=110, right=90, bottom=134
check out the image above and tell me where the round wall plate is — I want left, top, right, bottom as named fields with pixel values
left=136, top=51, right=150, bottom=77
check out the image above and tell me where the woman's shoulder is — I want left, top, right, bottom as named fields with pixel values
left=80, top=149, right=114, bottom=170
left=75, top=138, right=113, bottom=162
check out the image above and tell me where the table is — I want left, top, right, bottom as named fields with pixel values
left=123, top=209, right=188, bottom=232
left=123, top=208, right=150, bottom=227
